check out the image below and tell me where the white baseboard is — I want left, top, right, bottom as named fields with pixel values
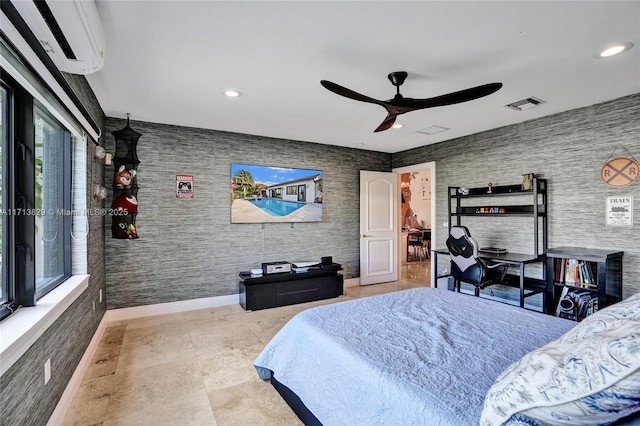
left=344, top=277, right=360, bottom=287
left=47, top=314, right=109, bottom=426
left=105, top=294, right=240, bottom=322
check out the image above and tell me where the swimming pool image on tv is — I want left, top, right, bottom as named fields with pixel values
left=249, top=199, right=305, bottom=216
left=230, top=163, right=323, bottom=223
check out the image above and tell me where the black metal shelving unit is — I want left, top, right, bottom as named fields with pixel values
left=448, top=177, right=548, bottom=257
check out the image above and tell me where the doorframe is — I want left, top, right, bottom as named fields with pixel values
left=391, top=161, right=436, bottom=285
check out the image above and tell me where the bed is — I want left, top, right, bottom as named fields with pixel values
left=254, top=287, right=640, bottom=425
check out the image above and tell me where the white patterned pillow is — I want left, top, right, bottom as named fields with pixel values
left=480, top=291, right=640, bottom=426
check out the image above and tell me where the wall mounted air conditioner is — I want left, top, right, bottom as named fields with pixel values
left=12, top=0, right=105, bottom=75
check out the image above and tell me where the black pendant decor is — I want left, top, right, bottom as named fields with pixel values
left=111, top=114, right=141, bottom=239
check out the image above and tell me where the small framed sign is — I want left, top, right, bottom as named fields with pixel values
left=176, top=175, right=194, bottom=198
left=606, top=196, right=633, bottom=226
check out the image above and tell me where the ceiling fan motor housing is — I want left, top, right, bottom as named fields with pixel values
left=388, top=71, right=408, bottom=87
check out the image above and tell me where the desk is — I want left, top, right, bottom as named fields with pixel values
left=432, top=250, right=548, bottom=311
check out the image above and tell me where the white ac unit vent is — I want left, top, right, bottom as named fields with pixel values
left=505, top=97, right=545, bottom=111
left=13, top=0, right=105, bottom=75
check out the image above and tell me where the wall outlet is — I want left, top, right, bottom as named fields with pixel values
left=44, top=358, right=51, bottom=385
left=443, top=221, right=448, bottom=228
left=99, top=288, right=103, bottom=303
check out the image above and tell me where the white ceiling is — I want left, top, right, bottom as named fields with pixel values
left=86, top=1, right=640, bottom=153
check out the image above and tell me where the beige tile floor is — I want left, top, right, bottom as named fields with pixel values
left=62, top=261, right=431, bottom=426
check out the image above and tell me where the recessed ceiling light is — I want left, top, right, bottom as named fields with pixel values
left=392, top=123, right=403, bottom=129
left=224, top=89, right=242, bottom=97
left=596, top=42, right=633, bottom=58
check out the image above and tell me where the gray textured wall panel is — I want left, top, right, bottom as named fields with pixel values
left=104, top=119, right=391, bottom=309
left=0, top=339, right=47, bottom=424
left=394, top=93, right=640, bottom=297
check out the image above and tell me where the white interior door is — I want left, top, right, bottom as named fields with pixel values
left=360, top=170, right=398, bottom=285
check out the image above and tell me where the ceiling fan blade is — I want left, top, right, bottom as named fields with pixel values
left=402, top=82, right=503, bottom=110
left=320, top=80, right=384, bottom=106
left=321, top=72, right=502, bottom=133
left=374, top=113, right=397, bottom=133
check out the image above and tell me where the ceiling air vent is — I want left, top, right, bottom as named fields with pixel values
left=505, top=97, right=545, bottom=111
left=416, top=125, right=449, bottom=136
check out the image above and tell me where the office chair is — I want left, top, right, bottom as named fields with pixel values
left=408, top=230, right=431, bottom=261
left=419, top=230, right=431, bottom=260
left=407, top=232, right=423, bottom=261
left=446, top=226, right=509, bottom=297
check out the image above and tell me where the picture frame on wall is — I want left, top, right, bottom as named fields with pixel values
left=606, top=196, right=633, bottom=226
left=176, top=175, right=194, bottom=198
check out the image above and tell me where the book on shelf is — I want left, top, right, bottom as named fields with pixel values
left=554, top=258, right=596, bottom=288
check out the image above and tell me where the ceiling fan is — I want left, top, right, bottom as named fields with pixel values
left=320, top=71, right=503, bottom=132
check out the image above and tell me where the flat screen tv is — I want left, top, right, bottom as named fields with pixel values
left=230, top=163, right=323, bottom=223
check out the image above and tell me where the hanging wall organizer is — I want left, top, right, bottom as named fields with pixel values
left=111, top=114, right=141, bottom=239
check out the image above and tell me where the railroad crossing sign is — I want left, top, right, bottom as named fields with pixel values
left=601, top=157, right=639, bottom=187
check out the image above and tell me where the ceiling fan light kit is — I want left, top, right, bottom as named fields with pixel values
left=320, top=71, right=502, bottom=133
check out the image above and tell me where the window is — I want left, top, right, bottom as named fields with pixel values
left=34, top=106, right=71, bottom=297
left=1, top=85, right=8, bottom=310
left=0, top=73, right=72, bottom=321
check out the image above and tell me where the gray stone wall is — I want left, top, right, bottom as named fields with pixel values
left=104, top=119, right=392, bottom=309
left=394, top=93, right=640, bottom=297
left=0, top=74, right=106, bottom=424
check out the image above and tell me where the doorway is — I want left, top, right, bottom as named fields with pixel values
left=392, top=162, right=436, bottom=287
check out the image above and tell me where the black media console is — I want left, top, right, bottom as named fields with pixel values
left=239, top=263, right=343, bottom=311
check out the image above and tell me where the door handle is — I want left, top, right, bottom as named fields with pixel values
left=362, top=234, right=372, bottom=238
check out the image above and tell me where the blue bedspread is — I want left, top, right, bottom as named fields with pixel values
left=254, top=287, right=575, bottom=426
